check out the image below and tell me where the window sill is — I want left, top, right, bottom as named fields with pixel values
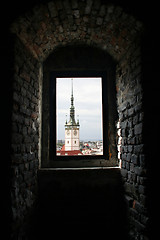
left=41, top=158, right=119, bottom=169
left=40, top=166, right=120, bottom=171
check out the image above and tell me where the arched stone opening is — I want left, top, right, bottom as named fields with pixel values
left=42, top=43, right=118, bottom=167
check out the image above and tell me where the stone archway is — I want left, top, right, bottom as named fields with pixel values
left=11, top=0, right=143, bottom=62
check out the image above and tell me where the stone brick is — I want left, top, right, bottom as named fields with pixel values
left=96, top=17, right=103, bottom=25
left=134, top=200, right=145, bottom=214
left=71, top=0, right=78, bottom=9
left=134, top=144, right=144, bottom=154
left=134, top=167, right=144, bottom=176
left=130, top=163, right=134, bottom=172
left=12, top=133, right=23, bottom=144
left=128, top=107, right=134, bottom=117
left=128, top=145, right=133, bottom=152
left=120, top=120, right=128, bottom=129
left=130, top=207, right=139, bottom=221
left=126, top=162, right=130, bottom=170
left=131, top=154, right=138, bottom=165
left=141, top=214, right=149, bottom=226
left=134, top=122, right=143, bottom=135
left=48, top=2, right=58, bottom=18
left=139, top=154, right=146, bottom=167
left=13, top=92, right=20, bottom=102
left=134, top=219, right=145, bottom=232
left=85, top=0, right=93, bottom=15
left=138, top=185, right=146, bottom=194
left=99, top=5, right=106, bottom=17
left=121, top=168, right=128, bottom=178
left=125, top=195, right=133, bottom=207
left=73, top=9, right=80, bottom=18
left=127, top=153, right=131, bottom=162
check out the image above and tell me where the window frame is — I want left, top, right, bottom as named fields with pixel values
left=49, top=70, right=109, bottom=163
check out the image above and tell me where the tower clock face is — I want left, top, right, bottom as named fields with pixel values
left=74, top=130, right=77, bottom=136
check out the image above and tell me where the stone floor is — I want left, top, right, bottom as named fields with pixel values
left=26, top=168, right=130, bottom=239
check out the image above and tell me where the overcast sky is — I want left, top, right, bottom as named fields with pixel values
left=56, top=77, right=103, bottom=141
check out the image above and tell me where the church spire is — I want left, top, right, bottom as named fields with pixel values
left=71, top=78, right=74, bottom=108
left=65, top=78, right=79, bottom=127
left=70, top=78, right=75, bottom=124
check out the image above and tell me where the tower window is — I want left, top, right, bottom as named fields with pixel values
left=42, top=46, right=119, bottom=168
left=49, top=70, right=109, bottom=164
left=56, top=77, right=103, bottom=156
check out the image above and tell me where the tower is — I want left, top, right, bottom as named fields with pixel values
left=65, top=79, right=80, bottom=151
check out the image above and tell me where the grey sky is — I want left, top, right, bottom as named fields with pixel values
left=56, top=77, right=103, bottom=141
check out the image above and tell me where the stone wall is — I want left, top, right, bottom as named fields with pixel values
left=11, top=0, right=143, bottom=62
left=10, top=38, right=40, bottom=238
left=116, top=42, right=149, bottom=239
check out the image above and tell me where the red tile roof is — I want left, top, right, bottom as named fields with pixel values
left=58, top=150, right=82, bottom=155
left=57, top=145, right=83, bottom=155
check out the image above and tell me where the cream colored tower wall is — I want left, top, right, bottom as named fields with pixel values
left=65, top=128, right=80, bottom=151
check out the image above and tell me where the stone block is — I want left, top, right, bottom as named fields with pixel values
left=134, top=200, right=145, bottom=214
left=121, top=168, right=128, bottom=178
left=130, top=163, right=134, bottom=172
left=134, top=144, right=144, bottom=154
left=128, top=145, right=133, bottom=152
left=134, top=102, right=142, bottom=113
left=138, top=185, right=146, bottom=194
left=133, top=114, right=139, bottom=125
left=73, top=10, right=80, bottom=18
left=127, top=153, right=131, bottom=162
left=84, top=0, right=93, bottom=14
left=121, top=129, right=126, bottom=137
left=129, top=137, right=136, bottom=145
left=120, top=120, right=127, bottom=129
left=48, top=2, right=58, bottom=17
left=130, top=207, right=139, bottom=220
left=122, top=160, right=126, bottom=168
left=128, top=107, right=134, bottom=117
left=126, top=162, right=130, bottom=170
left=24, top=136, right=32, bottom=143
left=12, top=133, right=23, bottom=144
left=71, top=0, right=78, bottom=9
left=96, top=17, right=103, bottom=25
left=99, top=5, right=106, bottom=17
left=131, top=154, right=138, bottom=165
left=134, top=122, right=143, bottom=135
left=134, top=167, right=144, bottom=176
left=125, top=195, right=133, bottom=207
left=139, top=154, right=146, bottom=167
left=122, top=153, right=127, bottom=160
left=134, top=219, right=145, bottom=232
left=141, top=214, right=149, bottom=226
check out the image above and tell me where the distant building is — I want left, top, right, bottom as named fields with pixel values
left=57, top=79, right=82, bottom=156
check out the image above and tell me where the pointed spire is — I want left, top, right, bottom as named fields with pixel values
left=70, top=78, right=75, bottom=122
left=65, top=78, right=79, bottom=128
left=71, top=78, right=74, bottom=107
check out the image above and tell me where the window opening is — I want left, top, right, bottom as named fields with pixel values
left=49, top=71, right=108, bottom=161
left=56, top=77, right=103, bottom=157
